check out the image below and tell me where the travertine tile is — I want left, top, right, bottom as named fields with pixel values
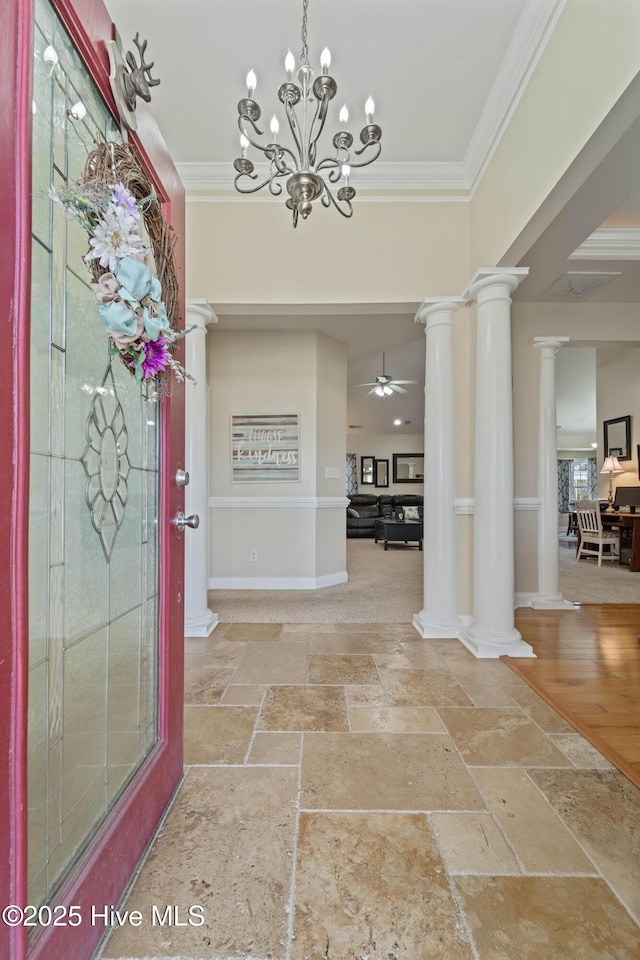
left=455, top=875, right=640, bottom=959
left=373, top=652, right=414, bottom=669
left=430, top=812, right=520, bottom=875
left=184, top=636, right=246, bottom=669
left=307, top=653, right=378, bottom=684
left=292, top=813, right=473, bottom=960
left=308, top=634, right=404, bottom=655
left=508, top=685, right=576, bottom=733
left=301, top=733, right=485, bottom=811
left=345, top=683, right=388, bottom=706
left=549, top=732, right=615, bottom=769
left=349, top=706, right=445, bottom=733
left=281, top=622, right=337, bottom=634
left=101, top=766, right=297, bottom=959
left=220, top=684, right=265, bottom=706
left=248, top=732, right=302, bottom=765
left=401, top=641, right=449, bottom=670
left=380, top=668, right=473, bottom=707
left=530, top=768, right=640, bottom=920
left=223, top=623, right=282, bottom=641
left=457, top=681, right=519, bottom=707
left=183, top=705, right=257, bottom=764
left=233, top=640, right=308, bottom=684
left=437, top=707, right=570, bottom=766
left=259, top=685, right=348, bottom=731
left=183, top=667, right=235, bottom=705
left=472, top=767, right=595, bottom=874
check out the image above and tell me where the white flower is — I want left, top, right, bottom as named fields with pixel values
left=84, top=207, right=148, bottom=272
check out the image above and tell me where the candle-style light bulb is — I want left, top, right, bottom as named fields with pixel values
left=240, top=134, right=249, bottom=158
left=285, top=49, right=295, bottom=81
left=246, top=69, right=257, bottom=98
left=69, top=100, right=87, bottom=120
left=43, top=44, right=59, bottom=66
left=365, top=96, right=375, bottom=123
left=339, top=104, right=349, bottom=130
left=270, top=115, right=279, bottom=141
left=341, top=164, right=350, bottom=186
left=320, top=47, right=331, bottom=74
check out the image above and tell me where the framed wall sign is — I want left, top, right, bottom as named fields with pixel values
left=231, top=414, right=300, bottom=482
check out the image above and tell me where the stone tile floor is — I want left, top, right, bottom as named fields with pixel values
left=99, top=623, right=640, bottom=960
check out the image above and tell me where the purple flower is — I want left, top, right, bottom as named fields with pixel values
left=139, top=337, right=170, bottom=378
left=111, top=182, right=140, bottom=219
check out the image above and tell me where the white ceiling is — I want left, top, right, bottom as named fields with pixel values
left=104, top=0, right=534, bottom=178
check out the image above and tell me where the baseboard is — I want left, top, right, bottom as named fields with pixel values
left=208, top=571, right=349, bottom=591
left=515, top=592, right=539, bottom=608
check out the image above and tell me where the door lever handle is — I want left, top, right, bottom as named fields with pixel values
left=172, top=511, right=200, bottom=532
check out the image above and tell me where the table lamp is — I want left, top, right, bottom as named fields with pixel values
left=600, top=455, right=623, bottom=512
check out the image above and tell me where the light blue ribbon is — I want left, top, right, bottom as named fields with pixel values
left=98, top=257, right=169, bottom=341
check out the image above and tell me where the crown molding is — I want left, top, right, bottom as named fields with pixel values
left=569, top=227, right=640, bottom=261
left=176, top=0, right=564, bottom=199
left=466, top=0, right=568, bottom=192
left=176, top=160, right=470, bottom=194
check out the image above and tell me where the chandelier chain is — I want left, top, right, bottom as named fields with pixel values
left=301, top=0, right=309, bottom=65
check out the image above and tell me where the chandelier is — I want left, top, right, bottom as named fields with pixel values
left=233, top=0, right=382, bottom=227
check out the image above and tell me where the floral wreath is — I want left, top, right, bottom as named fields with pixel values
left=50, top=141, right=192, bottom=391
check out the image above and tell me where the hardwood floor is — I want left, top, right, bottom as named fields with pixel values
left=505, top=604, right=640, bottom=790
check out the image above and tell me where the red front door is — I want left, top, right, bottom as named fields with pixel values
left=1, top=1, right=186, bottom=957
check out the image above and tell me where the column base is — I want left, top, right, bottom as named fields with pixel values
left=185, top=609, right=219, bottom=637
left=412, top=610, right=460, bottom=639
left=458, top=622, right=536, bottom=659
left=531, top=595, right=575, bottom=610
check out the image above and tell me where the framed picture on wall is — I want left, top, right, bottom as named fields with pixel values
left=231, top=414, right=300, bottom=482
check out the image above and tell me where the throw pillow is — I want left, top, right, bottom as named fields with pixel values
left=404, top=506, right=420, bottom=520
left=347, top=508, right=360, bottom=518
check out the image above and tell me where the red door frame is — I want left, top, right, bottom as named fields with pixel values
left=1, top=1, right=186, bottom=957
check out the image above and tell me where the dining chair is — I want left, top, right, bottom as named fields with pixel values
left=575, top=499, right=621, bottom=566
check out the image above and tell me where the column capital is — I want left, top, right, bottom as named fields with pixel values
left=464, top=267, right=529, bottom=302
left=415, top=297, right=466, bottom=327
left=532, top=336, right=570, bottom=353
left=186, top=298, right=218, bottom=331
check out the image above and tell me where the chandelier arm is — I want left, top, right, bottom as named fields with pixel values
left=321, top=181, right=353, bottom=219
left=316, top=156, right=342, bottom=182
left=352, top=139, right=382, bottom=165
left=234, top=170, right=286, bottom=195
left=307, top=94, right=331, bottom=167
left=283, top=97, right=304, bottom=167
left=237, top=113, right=264, bottom=141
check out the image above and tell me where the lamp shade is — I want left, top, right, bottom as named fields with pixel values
left=601, top=456, right=623, bottom=474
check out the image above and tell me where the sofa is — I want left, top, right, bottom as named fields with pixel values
left=346, top=494, right=423, bottom=538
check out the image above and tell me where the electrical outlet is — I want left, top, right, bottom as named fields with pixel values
left=249, top=550, right=258, bottom=562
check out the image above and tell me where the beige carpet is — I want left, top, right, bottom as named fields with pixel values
left=559, top=540, right=640, bottom=604
left=209, top=538, right=423, bottom=623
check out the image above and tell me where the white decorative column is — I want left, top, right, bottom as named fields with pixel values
left=184, top=299, right=218, bottom=637
left=459, top=269, right=535, bottom=658
left=531, top=337, right=574, bottom=609
left=413, top=298, right=465, bottom=639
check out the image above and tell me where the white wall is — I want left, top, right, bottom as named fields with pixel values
left=208, top=329, right=348, bottom=588
left=347, top=434, right=424, bottom=497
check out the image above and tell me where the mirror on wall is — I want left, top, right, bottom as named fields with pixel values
left=603, top=416, right=631, bottom=461
left=361, top=455, right=375, bottom=485
left=375, top=459, right=389, bottom=487
left=393, top=453, right=424, bottom=483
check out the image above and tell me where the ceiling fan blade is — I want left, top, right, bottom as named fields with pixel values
left=353, top=381, right=377, bottom=388
left=389, top=383, right=407, bottom=394
left=390, top=380, right=417, bottom=385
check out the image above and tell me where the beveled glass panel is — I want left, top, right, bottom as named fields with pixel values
left=28, top=0, right=160, bottom=909
left=30, top=241, right=51, bottom=456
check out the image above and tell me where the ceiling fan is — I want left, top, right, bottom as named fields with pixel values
left=353, top=352, right=416, bottom=397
